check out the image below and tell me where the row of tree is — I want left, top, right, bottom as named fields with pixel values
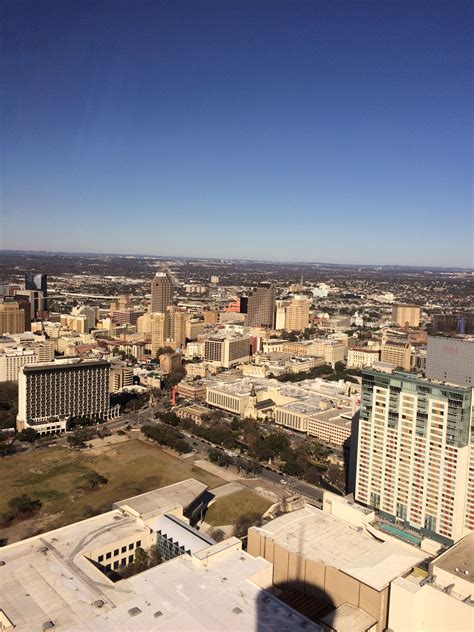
left=141, top=424, right=192, bottom=454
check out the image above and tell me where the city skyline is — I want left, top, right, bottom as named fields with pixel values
left=2, top=1, right=472, bottom=267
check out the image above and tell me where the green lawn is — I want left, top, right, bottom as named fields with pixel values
left=0, top=439, right=224, bottom=537
left=205, top=489, right=273, bottom=526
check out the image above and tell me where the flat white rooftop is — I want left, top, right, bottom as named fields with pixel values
left=252, top=505, right=425, bottom=591
left=114, top=479, right=207, bottom=518
left=0, top=483, right=319, bottom=632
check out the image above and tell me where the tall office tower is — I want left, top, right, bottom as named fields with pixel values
left=246, top=283, right=275, bottom=328
left=425, top=336, right=474, bottom=387
left=17, top=360, right=110, bottom=435
left=0, top=300, right=25, bottom=335
left=355, top=368, right=473, bottom=544
left=15, top=289, right=45, bottom=321
left=150, top=311, right=168, bottom=355
left=172, top=309, right=188, bottom=348
left=71, top=305, right=98, bottom=331
left=25, top=273, right=48, bottom=311
left=380, top=340, right=411, bottom=370
left=285, top=295, right=311, bottom=331
left=392, top=303, right=421, bottom=328
left=150, top=271, right=174, bottom=313
left=274, top=300, right=289, bottom=330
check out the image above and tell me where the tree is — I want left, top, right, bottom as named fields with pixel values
left=208, top=447, right=221, bottom=463
left=217, top=453, right=233, bottom=468
left=0, top=440, right=16, bottom=457
left=210, top=528, right=225, bottom=543
left=67, top=430, right=88, bottom=449
left=0, top=381, right=18, bottom=429
left=155, top=346, right=174, bottom=359
left=234, top=512, right=263, bottom=538
left=82, top=471, right=108, bottom=490
left=17, top=428, right=38, bottom=442
left=8, top=494, right=42, bottom=515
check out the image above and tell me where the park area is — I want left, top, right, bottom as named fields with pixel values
left=0, top=438, right=224, bottom=544
left=205, top=489, right=272, bottom=528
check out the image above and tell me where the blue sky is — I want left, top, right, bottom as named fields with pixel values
left=1, top=1, right=472, bottom=266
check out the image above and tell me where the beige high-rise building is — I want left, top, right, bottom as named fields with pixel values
left=0, top=301, right=25, bottom=335
left=150, top=271, right=174, bottom=313
left=150, top=312, right=168, bottom=356
left=137, top=312, right=152, bottom=336
left=392, top=304, right=421, bottom=328
left=381, top=340, right=411, bottom=370
left=172, top=309, right=189, bottom=347
left=285, top=295, right=311, bottom=331
left=274, top=300, right=289, bottom=330
left=109, top=362, right=134, bottom=392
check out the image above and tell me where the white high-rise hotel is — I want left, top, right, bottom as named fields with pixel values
left=355, top=368, right=473, bottom=544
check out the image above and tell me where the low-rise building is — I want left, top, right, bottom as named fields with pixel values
left=0, top=480, right=316, bottom=632
left=307, top=408, right=353, bottom=446
left=347, top=347, right=380, bottom=369
left=204, top=334, right=251, bottom=368
left=248, top=503, right=426, bottom=632
left=389, top=533, right=473, bottom=632
left=380, top=340, right=411, bottom=370
left=177, top=380, right=208, bottom=400
left=175, top=403, right=211, bottom=424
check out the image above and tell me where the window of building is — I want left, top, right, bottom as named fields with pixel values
left=98, top=555, right=104, bottom=563
left=121, top=546, right=126, bottom=553
left=106, top=552, right=111, bottom=560
left=129, top=543, right=134, bottom=550
left=114, top=549, right=119, bottom=556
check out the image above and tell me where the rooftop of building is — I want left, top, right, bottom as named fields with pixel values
left=0, top=500, right=317, bottom=632
left=308, top=407, right=353, bottom=427
left=22, top=358, right=110, bottom=373
left=363, top=367, right=473, bottom=393
left=251, top=505, right=425, bottom=592
left=114, top=479, right=207, bottom=519
left=433, top=533, right=474, bottom=583
left=320, top=603, right=376, bottom=632
left=175, top=403, right=211, bottom=416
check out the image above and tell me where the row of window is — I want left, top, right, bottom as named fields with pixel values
left=97, top=540, right=142, bottom=564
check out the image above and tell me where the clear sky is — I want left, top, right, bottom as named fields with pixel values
left=1, top=0, right=472, bottom=267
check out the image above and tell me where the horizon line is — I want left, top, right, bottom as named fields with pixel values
left=0, top=248, right=473, bottom=273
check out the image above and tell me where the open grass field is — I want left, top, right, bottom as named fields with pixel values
left=0, top=438, right=224, bottom=542
left=205, top=489, right=273, bottom=526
